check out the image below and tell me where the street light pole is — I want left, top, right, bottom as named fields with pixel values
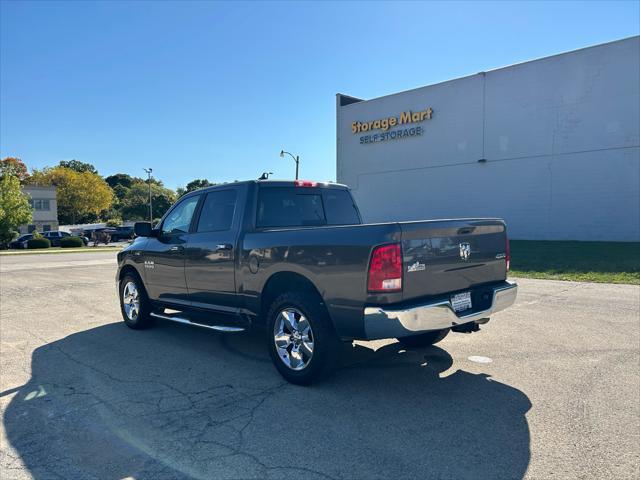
left=143, top=168, right=153, bottom=224
left=279, top=150, right=299, bottom=180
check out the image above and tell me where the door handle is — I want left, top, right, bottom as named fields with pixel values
left=170, top=245, right=184, bottom=252
left=216, top=244, right=233, bottom=251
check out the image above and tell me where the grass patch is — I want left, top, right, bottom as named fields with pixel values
left=0, top=246, right=123, bottom=255
left=510, top=240, right=640, bottom=284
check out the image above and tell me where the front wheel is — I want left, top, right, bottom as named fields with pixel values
left=266, top=292, right=340, bottom=385
left=119, top=274, right=154, bottom=329
left=397, top=328, right=450, bottom=348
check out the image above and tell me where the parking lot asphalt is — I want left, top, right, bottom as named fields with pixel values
left=0, top=251, right=638, bottom=479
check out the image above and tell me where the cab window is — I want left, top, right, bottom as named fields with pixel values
left=161, top=195, right=200, bottom=234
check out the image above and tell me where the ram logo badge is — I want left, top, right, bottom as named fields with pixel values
left=459, top=242, right=471, bottom=261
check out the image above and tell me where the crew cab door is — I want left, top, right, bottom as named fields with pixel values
left=143, top=194, right=201, bottom=305
left=185, top=186, right=241, bottom=312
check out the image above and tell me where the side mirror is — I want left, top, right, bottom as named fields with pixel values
left=134, top=222, right=153, bottom=237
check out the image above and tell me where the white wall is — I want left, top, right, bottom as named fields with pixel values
left=337, top=37, right=640, bottom=241
left=22, top=186, right=58, bottom=223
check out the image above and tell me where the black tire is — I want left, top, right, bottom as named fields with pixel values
left=118, top=273, right=154, bottom=329
left=397, top=328, right=450, bottom=348
left=266, top=291, right=341, bottom=385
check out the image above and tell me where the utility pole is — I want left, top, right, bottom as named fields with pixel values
left=143, top=168, right=153, bottom=223
left=280, top=150, right=300, bottom=180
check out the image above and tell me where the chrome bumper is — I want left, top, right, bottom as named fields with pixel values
left=363, top=282, right=518, bottom=340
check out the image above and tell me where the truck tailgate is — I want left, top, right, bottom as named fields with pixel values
left=400, top=219, right=508, bottom=301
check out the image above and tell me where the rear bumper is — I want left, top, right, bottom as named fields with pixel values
left=363, top=281, right=518, bottom=340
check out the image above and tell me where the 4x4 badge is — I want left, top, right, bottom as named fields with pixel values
left=407, top=261, right=426, bottom=272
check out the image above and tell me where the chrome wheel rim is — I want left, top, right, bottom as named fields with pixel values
left=122, top=281, right=140, bottom=321
left=274, top=307, right=314, bottom=371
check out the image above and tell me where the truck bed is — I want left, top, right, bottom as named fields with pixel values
left=240, top=217, right=509, bottom=340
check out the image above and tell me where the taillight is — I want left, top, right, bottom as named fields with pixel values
left=294, top=180, right=318, bottom=187
left=505, top=233, right=510, bottom=271
left=367, top=243, right=402, bottom=293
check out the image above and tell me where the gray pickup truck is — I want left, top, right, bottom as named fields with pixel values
left=116, top=179, right=517, bottom=384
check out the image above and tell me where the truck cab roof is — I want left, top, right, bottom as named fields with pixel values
left=182, top=179, right=349, bottom=199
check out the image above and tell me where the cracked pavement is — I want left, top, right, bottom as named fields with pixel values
left=1, top=252, right=639, bottom=479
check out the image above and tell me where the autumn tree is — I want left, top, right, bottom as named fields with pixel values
left=29, top=166, right=113, bottom=224
left=0, top=157, right=30, bottom=184
left=0, top=173, right=32, bottom=244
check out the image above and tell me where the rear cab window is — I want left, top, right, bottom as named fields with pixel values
left=256, top=186, right=361, bottom=228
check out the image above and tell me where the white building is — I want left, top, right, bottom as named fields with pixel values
left=336, top=36, right=640, bottom=241
left=20, top=185, right=59, bottom=233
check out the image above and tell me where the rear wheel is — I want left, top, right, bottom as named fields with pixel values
left=397, top=328, right=450, bottom=348
left=119, top=274, right=154, bottom=329
left=266, top=292, right=340, bottom=385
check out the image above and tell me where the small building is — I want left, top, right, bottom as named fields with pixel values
left=336, top=36, right=640, bottom=241
left=19, top=185, right=59, bottom=233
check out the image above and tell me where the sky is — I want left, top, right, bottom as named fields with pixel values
left=1, top=1, right=639, bottom=190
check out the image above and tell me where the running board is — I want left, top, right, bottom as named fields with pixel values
left=150, top=312, right=245, bottom=332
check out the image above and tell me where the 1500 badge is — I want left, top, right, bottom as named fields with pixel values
left=407, top=261, right=426, bottom=272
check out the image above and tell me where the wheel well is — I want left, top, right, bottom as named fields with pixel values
left=119, top=265, right=135, bottom=279
left=260, top=272, right=326, bottom=319
left=119, top=265, right=143, bottom=286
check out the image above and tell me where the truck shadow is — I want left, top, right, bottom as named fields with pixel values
left=2, top=321, right=531, bottom=479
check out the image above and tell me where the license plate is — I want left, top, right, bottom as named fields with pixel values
left=451, top=291, right=472, bottom=312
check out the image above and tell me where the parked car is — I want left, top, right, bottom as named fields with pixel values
left=116, top=180, right=517, bottom=384
left=40, top=231, right=72, bottom=247
left=110, top=226, right=134, bottom=242
left=9, top=234, right=34, bottom=249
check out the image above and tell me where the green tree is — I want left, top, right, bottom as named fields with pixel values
left=105, top=173, right=134, bottom=190
left=59, top=159, right=98, bottom=174
left=186, top=178, right=213, bottom=191
left=111, top=184, right=129, bottom=202
left=103, top=174, right=134, bottom=221
left=177, top=178, right=214, bottom=197
left=120, top=181, right=176, bottom=220
left=0, top=173, right=33, bottom=244
left=104, top=173, right=173, bottom=220
left=0, top=157, right=30, bottom=184
left=29, top=167, right=113, bottom=224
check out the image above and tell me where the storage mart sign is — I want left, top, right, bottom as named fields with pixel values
left=352, top=107, right=433, bottom=144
